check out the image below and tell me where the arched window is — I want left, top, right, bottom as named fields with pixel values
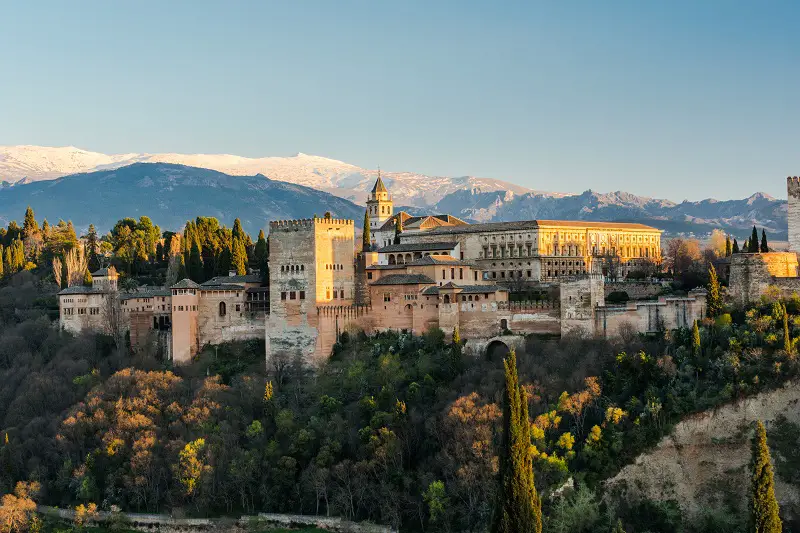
left=219, top=301, right=226, bottom=317
left=443, top=294, right=451, bottom=304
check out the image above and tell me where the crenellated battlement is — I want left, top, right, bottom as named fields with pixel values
left=269, top=217, right=354, bottom=232
left=316, top=304, right=372, bottom=317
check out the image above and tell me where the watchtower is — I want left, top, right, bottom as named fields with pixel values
left=366, top=171, right=393, bottom=232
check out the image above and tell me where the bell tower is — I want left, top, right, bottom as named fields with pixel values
left=366, top=170, right=393, bottom=231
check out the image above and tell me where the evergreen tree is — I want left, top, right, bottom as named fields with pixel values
left=362, top=210, right=371, bottom=251
left=41, top=219, right=51, bottom=241
left=254, top=230, right=268, bottom=280
left=707, top=264, right=722, bottom=318
left=783, top=304, right=792, bottom=356
left=0, top=246, right=4, bottom=278
left=232, top=236, right=248, bottom=275
left=188, top=241, right=204, bottom=282
left=394, top=216, right=403, bottom=245
left=83, top=269, right=93, bottom=287
left=22, top=206, right=39, bottom=237
left=692, top=320, right=701, bottom=355
left=751, top=226, right=759, bottom=253
left=86, top=224, right=100, bottom=270
left=750, top=421, right=782, bottom=533
left=613, top=520, right=627, bottom=533
left=491, top=350, right=542, bottom=533
left=761, top=229, right=769, bottom=253
left=733, top=238, right=740, bottom=254
left=725, top=235, right=732, bottom=257
left=232, top=218, right=245, bottom=241
left=177, top=254, right=187, bottom=281
left=452, top=325, right=460, bottom=346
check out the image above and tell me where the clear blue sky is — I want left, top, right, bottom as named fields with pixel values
left=1, top=0, right=798, bottom=200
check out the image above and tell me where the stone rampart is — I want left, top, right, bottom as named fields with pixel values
left=729, top=252, right=800, bottom=304
left=604, top=281, right=665, bottom=300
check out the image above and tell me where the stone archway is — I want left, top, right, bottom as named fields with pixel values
left=486, top=339, right=511, bottom=359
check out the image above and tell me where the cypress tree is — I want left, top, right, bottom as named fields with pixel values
left=692, top=320, right=701, bottom=355
left=751, top=226, right=759, bottom=253
left=86, top=224, right=99, bottom=270
left=232, top=237, right=248, bottom=275
left=725, top=235, right=732, bottom=257
left=733, top=238, right=740, bottom=254
left=452, top=325, right=460, bottom=346
left=761, top=229, right=769, bottom=253
left=394, top=215, right=403, bottom=245
left=254, top=230, right=268, bottom=280
left=0, top=246, right=4, bottom=278
left=177, top=254, right=187, bottom=281
left=491, top=350, right=542, bottom=533
left=362, top=210, right=371, bottom=251
left=188, top=241, right=204, bottom=282
left=707, top=264, right=722, bottom=318
left=750, top=421, right=782, bottom=532
left=783, top=304, right=792, bottom=356
left=83, top=269, right=93, bottom=287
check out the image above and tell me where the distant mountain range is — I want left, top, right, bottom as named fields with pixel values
left=0, top=145, right=788, bottom=239
left=0, top=163, right=363, bottom=235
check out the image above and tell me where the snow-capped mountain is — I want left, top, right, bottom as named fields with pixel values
left=0, top=145, right=536, bottom=207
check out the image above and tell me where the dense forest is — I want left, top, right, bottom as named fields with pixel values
left=0, top=208, right=794, bottom=533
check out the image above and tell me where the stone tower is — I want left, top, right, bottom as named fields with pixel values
left=366, top=171, right=393, bottom=232
left=788, top=176, right=800, bottom=253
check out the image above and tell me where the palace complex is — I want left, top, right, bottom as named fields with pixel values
left=59, top=176, right=708, bottom=365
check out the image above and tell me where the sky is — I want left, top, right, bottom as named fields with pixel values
left=1, top=0, right=798, bottom=201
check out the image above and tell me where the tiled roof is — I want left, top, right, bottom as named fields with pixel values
left=413, top=219, right=661, bottom=236
left=378, top=212, right=469, bottom=232
left=58, top=285, right=107, bottom=295
left=120, top=287, right=171, bottom=300
left=371, top=274, right=435, bottom=286
left=421, top=284, right=507, bottom=295
left=200, top=284, right=245, bottom=291
left=366, top=264, right=407, bottom=270
left=371, top=176, right=388, bottom=193
left=376, top=241, right=458, bottom=253
left=202, top=274, right=261, bottom=285
left=91, top=267, right=110, bottom=276
left=171, top=279, right=201, bottom=289
left=407, top=256, right=476, bottom=267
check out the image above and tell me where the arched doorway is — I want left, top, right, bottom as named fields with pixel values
left=486, top=339, right=510, bottom=359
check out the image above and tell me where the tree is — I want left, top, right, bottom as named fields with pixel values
left=232, top=237, right=248, bottom=275
left=761, top=229, right=769, bottom=253
left=707, top=264, right=722, bottom=318
left=0, top=481, right=39, bottom=533
left=692, top=320, right=701, bottom=355
left=725, top=235, right=732, bottom=257
left=708, top=229, right=727, bottom=258
left=362, top=210, right=371, bottom=251
left=452, top=325, right=461, bottom=346
left=232, top=218, right=245, bottom=242
left=86, top=224, right=100, bottom=270
left=491, top=350, right=542, bottom=533
left=394, top=216, right=403, bottom=245
left=749, top=421, right=782, bottom=532
left=750, top=226, right=760, bottom=253
left=613, top=519, right=627, bottom=533
left=783, top=304, right=792, bottom=356
left=254, top=229, right=268, bottom=278
left=83, top=268, right=93, bottom=287
left=22, top=207, right=38, bottom=238
left=188, top=241, right=204, bottom=282
left=733, top=238, right=740, bottom=254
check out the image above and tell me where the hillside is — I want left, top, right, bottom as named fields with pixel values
left=0, top=162, right=363, bottom=234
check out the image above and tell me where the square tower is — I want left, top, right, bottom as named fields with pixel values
left=268, top=215, right=355, bottom=319
left=788, top=176, right=800, bottom=253
left=366, top=173, right=393, bottom=232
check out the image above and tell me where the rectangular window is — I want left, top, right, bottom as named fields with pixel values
left=384, top=293, right=391, bottom=302
left=450, top=268, right=455, bottom=279
left=459, top=268, right=463, bottom=280
left=281, top=292, right=287, bottom=300
left=367, top=272, right=373, bottom=280
left=501, top=272, right=505, bottom=278
left=235, top=304, right=241, bottom=312
left=299, top=291, right=305, bottom=300
left=290, top=291, right=296, bottom=300
left=442, top=269, right=445, bottom=279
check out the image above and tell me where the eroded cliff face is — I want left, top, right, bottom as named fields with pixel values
left=604, top=381, right=800, bottom=521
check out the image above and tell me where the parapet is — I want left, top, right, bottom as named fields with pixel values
left=269, top=217, right=355, bottom=232
left=788, top=176, right=800, bottom=197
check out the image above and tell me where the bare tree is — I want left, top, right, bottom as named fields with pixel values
left=597, top=252, right=622, bottom=281
left=52, top=257, right=63, bottom=287
left=102, top=289, right=127, bottom=353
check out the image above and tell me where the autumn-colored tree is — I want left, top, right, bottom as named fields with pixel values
left=232, top=236, right=248, bottom=275
left=750, top=421, right=782, bottom=532
left=73, top=502, right=98, bottom=529
left=557, top=376, right=601, bottom=440
left=707, top=264, right=722, bottom=318
left=452, top=326, right=461, bottom=346
left=0, top=481, right=39, bottom=533
left=708, top=229, right=727, bottom=258
left=491, top=350, right=542, bottom=533
left=83, top=269, right=93, bottom=287
left=692, top=320, right=701, bottom=355
left=665, top=238, right=701, bottom=275
left=725, top=235, right=732, bottom=257
left=177, top=438, right=210, bottom=498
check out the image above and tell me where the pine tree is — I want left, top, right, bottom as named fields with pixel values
left=692, top=320, right=701, bottom=355
left=751, top=226, right=760, bottom=253
left=188, top=241, right=204, bottom=282
left=707, top=264, right=722, bottom=318
left=725, top=235, right=732, bottom=257
left=750, top=421, right=782, bottom=532
left=362, top=210, right=371, bottom=251
left=86, top=224, right=99, bottom=270
left=232, top=236, right=248, bottom=275
left=761, top=229, right=769, bottom=253
left=491, top=350, right=542, bottom=533
left=783, top=304, right=792, bottom=356
left=733, top=238, right=740, bottom=254
left=83, top=268, right=93, bottom=287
